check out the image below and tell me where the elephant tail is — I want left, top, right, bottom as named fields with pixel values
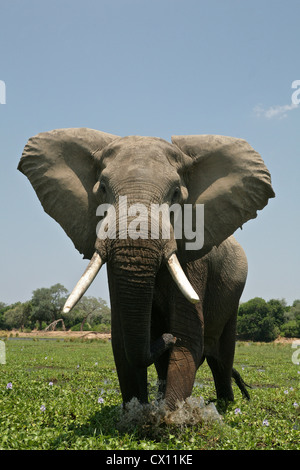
left=232, top=368, right=251, bottom=400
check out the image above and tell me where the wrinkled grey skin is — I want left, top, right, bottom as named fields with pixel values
left=18, top=129, right=275, bottom=410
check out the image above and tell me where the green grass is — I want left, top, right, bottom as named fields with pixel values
left=0, top=338, right=299, bottom=450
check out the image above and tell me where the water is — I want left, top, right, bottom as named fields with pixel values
left=118, top=396, right=223, bottom=432
left=0, top=337, right=64, bottom=341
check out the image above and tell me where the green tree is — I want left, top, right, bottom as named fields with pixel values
left=31, top=284, right=68, bottom=329
left=68, top=296, right=110, bottom=331
left=0, top=302, right=8, bottom=329
left=3, top=301, right=32, bottom=331
left=267, top=298, right=286, bottom=327
left=281, top=300, right=300, bottom=338
left=237, top=297, right=280, bottom=342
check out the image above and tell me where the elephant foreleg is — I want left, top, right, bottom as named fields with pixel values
left=164, top=346, right=199, bottom=410
left=154, top=352, right=169, bottom=398
left=162, top=288, right=204, bottom=410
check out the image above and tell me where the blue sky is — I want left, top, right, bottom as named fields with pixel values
left=0, top=0, right=299, bottom=306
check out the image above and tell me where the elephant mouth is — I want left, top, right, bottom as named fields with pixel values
left=62, top=251, right=199, bottom=314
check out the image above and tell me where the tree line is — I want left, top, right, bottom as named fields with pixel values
left=237, top=297, right=300, bottom=342
left=0, top=283, right=111, bottom=333
left=1, top=285, right=299, bottom=341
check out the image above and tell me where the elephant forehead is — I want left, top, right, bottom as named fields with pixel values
left=108, top=154, right=175, bottom=185
left=100, top=135, right=184, bottom=168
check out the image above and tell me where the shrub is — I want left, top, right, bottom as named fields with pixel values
left=71, top=322, right=91, bottom=332
left=237, top=298, right=281, bottom=342
left=281, top=320, right=300, bottom=338
left=92, top=324, right=111, bottom=333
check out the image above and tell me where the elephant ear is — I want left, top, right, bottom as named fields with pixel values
left=18, top=128, right=119, bottom=259
left=172, top=134, right=275, bottom=262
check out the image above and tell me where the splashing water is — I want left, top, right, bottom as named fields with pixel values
left=164, top=396, right=222, bottom=426
left=118, top=396, right=222, bottom=432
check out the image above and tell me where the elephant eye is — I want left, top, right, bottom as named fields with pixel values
left=171, top=187, right=181, bottom=204
left=99, top=180, right=106, bottom=195
left=93, top=180, right=107, bottom=201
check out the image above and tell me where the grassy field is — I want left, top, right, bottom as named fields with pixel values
left=0, top=335, right=299, bottom=450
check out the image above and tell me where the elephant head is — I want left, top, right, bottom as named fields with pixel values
left=18, top=128, right=274, bottom=406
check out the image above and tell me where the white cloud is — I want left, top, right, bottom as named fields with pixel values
left=254, top=102, right=299, bottom=119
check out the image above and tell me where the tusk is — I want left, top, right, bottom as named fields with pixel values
left=167, top=253, right=200, bottom=304
left=63, top=252, right=103, bottom=313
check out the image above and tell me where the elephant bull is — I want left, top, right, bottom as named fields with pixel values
left=18, top=128, right=274, bottom=410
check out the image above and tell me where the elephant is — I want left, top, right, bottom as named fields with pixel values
left=18, top=128, right=275, bottom=410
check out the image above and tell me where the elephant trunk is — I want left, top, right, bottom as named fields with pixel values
left=107, top=241, right=176, bottom=370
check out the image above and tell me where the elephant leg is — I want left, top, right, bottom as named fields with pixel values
left=154, top=353, right=169, bottom=398
left=164, top=345, right=199, bottom=409
left=206, top=356, right=234, bottom=402
left=163, top=298, right=204, bottom=410
left=151, top=303, right=170, bottom=398
left=206, top=312, right=237, bottom=403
